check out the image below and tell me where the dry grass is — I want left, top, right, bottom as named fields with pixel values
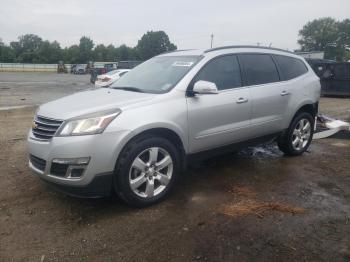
left=229, top=185, right=257, bottom=197
left=220, top=200, right=306, bottom=218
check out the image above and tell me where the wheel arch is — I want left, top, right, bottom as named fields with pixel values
left=288, top=101, right=318, bottom=126
left=115, top=127, right=187, bottom=173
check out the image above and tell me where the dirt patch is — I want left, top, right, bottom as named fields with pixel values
left=220, top=200, right=306, bottom=218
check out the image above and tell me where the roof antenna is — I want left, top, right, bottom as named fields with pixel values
left=210, top=34, right=214, bottom=48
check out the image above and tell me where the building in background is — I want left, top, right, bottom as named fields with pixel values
left=297, top=51, right=325, bottom=59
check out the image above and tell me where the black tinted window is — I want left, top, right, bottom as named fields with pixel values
left=275, top=55, right=308, bottom=80
left=194, top=55, right=242, bottom=90
left=239, top=54, right=279, bottom=85
left=333, top=64, right=350, bottom=80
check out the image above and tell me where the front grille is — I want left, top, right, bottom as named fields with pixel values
left=29, top=154, right=46, bottom=171
left=32, top=115, right=63, bottom=140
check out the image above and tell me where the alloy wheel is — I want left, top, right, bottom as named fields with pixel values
left=129, top=147, right=173, bottom=198
left=292, top=118, right=311, bottom=151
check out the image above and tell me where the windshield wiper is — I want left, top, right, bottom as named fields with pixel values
left=112, top=87, right=144, bottom=93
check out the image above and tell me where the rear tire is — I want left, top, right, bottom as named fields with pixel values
left=277, top=112, right=314, bottom=156
left=113, top=135, right=180, bottom=207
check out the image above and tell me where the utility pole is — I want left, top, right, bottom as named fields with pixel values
left=210, top=34, right=214, bottom=48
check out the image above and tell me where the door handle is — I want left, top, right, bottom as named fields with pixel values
left=280, top=90, right=290, bottom=96
left=236, top=97, right=248, bottom=104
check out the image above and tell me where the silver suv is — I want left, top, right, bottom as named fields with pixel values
left=28, top=46, right=320, bottom=207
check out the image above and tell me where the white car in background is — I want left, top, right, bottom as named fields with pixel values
left=95, top=69, right=130, bottom=87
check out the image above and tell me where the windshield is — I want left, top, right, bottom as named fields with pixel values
left=110, top=55, right=201, bottom=93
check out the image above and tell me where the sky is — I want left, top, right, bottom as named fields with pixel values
left=0, top=0, right=349, bottom=51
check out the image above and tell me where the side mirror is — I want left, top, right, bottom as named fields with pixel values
left=192, top=80, right=218, bottom=95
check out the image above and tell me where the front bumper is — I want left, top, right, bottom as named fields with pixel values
left=27, top=129, right=131, bottom=197
left=39, top=171, right=113, bottom=198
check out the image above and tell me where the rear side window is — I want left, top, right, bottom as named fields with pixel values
left=333, top=64, right=350, bottom=80
left=275, top=55, right=308, bottom=80
left=239, top=54, right=279, bottom=86
left=194, top=55, right=242, bottom=90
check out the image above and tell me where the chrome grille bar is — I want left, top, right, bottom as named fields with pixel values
left=32, top=115, right=63, bottom=140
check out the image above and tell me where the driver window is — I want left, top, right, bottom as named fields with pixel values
left=194, top=55, right=242, bottom=90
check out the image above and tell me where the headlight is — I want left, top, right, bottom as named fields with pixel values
left=57, top=109, right=121, bottom=136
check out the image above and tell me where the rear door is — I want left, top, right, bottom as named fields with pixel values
left=186, top=55, right=251, bottom=153
left=238, top=53, right=285, bottom=137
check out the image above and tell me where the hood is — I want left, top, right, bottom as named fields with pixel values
left=38, top=88, right=156, bottom=120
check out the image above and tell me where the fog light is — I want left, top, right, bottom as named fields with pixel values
left=70, top=168, right=85, bottom=178
left=50, top=157, right=90, bottom=179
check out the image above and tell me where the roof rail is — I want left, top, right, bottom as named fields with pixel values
left=204, top=45, right=295, bottom=54
left=161, top=49, right=195, bottom=55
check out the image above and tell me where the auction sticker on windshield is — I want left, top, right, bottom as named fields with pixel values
left=172, top=61, right=194, bottom=67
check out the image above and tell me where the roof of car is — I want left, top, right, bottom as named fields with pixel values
left=159, top=45, right=296, bottom=57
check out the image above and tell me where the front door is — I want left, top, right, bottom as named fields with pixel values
left=186, top=55, right=252, bottom=153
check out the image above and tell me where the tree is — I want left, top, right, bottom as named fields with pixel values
left=0, top=31, right=178, bottom=64
left=63, top=45, right=80, bottom=63
left=338, top=19, right=350, bottom=61
left=78, top=36, right=94, bottom=63
left=298, top=18, right=350, bottom=61
left=10, top=34, right=43, bottom=62
left=0, top=38, right=15, bottom=62
left=93, top=44, right=108, bottom=61
left=136, top=31, right=177, bottom=60
left=0, top=45, right=15, bottom=62
left=37, top=41, right=63, bottom=63
left=117, top=44, right=138, bottom=60
left=106, top=44, right=118, bottom=61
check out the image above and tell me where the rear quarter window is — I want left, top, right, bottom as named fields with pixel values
left=274, top=55, right=308, bottom=80
left=333, top=64, right=350, bottom=80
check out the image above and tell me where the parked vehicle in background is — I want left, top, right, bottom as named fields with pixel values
left=90, top=68, right=106, bottom=84
left=57, top=61, right=67, bottom=73
left=117, top=60, right=142, bottom=69
left=28, top=46, right=320, bottom=207
left=90, top=61, right=141, bottom=83
left=72, top=64, right=86, bottom=74
left=70, top=64, right=77, bottom=74
left=104, top=63, right=115, bottom=72
left=306, top=59, right=350, bottom=96
left=94, top=69, right=130, bottom=87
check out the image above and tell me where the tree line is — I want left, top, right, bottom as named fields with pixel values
left=0, top=31, right=177, bottom=64
left=297, top=17, right=350, bottom=61
left=1, top=18, right=349, bottom=64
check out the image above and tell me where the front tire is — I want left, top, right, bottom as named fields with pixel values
left=114, top=135, right=180, bottom=207
left=277, top=112, right=314, bottom=156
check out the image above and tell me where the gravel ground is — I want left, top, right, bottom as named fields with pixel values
left=0, top=72, right=349, bottom=261
left=0, top=72, right=91, bottom=109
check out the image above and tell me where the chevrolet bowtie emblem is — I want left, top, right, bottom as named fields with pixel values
left=32, top=121, right=38, bottom=129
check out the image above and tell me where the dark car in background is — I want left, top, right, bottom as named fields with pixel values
left=306, top=58, right=350, bottom=96
left=90, top=61, right=142, bottom=84
left=116, top=60, right=142, bottom=69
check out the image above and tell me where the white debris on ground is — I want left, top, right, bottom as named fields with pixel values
left=313, top=114, right=350, bottom=139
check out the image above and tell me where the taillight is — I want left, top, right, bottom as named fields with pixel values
left=101, top=77, right=112, bottom=82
